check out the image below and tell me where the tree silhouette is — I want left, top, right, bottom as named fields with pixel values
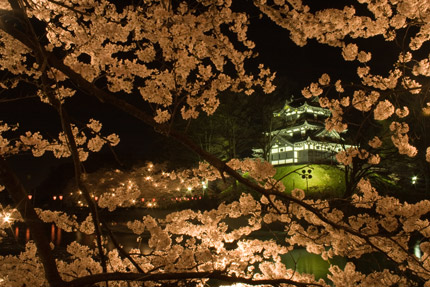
left=1, top=1, right=430, bottom=287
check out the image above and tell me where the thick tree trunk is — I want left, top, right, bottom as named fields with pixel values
left=0, top=157, right=64, bottom=287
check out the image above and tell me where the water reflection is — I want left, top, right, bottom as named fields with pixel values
left=13, top=226, right=32, bottom=242
left=14, top=224, right=63, bottom=246
left=13, top=223, right=151, bottom=254
left=26, top=227, right=30, bottom=242
left=50, top=224, right=55, bottom=242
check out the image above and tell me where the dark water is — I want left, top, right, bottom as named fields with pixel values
left=9, top=223, right=152, bottom=255
left=8, top=222, right=346, bottom=282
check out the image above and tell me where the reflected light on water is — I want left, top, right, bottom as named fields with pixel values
left=25, top=227, right=30, bottom=242
left=14, top=225, right=63, bottom=245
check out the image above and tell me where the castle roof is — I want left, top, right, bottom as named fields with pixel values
left=271, top=98, right=344, bottom=146
left=274, top=98, right=330, bottom=119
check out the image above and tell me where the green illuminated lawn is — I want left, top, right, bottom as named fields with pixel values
left=274, top=164, right=345, bottom=197
left=282, top=248, right=346, bottom=281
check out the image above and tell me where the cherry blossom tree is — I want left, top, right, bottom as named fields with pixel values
left=62, top=161, right=212, bottom=209
left=257, top=0, right=430, bottom=192
left=1, top=0, right=430, bottom=287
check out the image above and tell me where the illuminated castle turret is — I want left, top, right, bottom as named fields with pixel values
left=256, top=97, right=350, bottom=166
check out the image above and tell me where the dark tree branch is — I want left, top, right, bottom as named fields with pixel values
left=0, top=3, right=428, bottom=285
left=0, top=157, right=64, bottom=287
left=65, top=271, right=324, bottom=287
left=101, top=219, right=145, bottom=274
left=1, top=4, right=109, bottom=283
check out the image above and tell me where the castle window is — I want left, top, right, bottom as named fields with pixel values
left=266, top=99, right=342, bottom=165
left=279, top=152, right=287, bottom=159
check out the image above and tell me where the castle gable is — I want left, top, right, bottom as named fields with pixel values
left=256, top=97, right=352, bottom=165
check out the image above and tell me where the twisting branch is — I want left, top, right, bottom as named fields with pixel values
left=45, top=0, right=93, bottom=17
left=1, top=1, right=109, bottom=283
left=65, top=271, right=325, bottom=287
left=39, top=41, right=110, bottom=285
left=100, top=218, right=145, bottom=274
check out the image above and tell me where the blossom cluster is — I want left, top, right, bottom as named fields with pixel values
left=335, top=147, right=381, bottom=166
left=0, top=119, right=119, bottom=161
left=257, top=0, right=430, bottom=168
left=63, top=161, right=216, bottom=211
left=2, top=160, right=430, bottom=286
left=0, top=0, right=277, bottom=126
left=390, top=121, right=417, bottom=157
